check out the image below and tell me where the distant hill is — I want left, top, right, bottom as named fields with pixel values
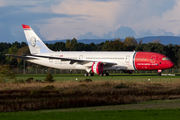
left=44, top=36, right=180, bottom=45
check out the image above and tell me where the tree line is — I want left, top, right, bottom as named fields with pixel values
left=0, top=37, right=180, bottom=69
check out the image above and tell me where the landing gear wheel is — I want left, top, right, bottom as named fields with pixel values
left=157, top=72, right=161, bottom=76
left=100, top=73, right=109, bottom=76
left=99, top=74, right=103, bottom=76
left=88, top=73, right=94, bottom=76
left=102, top=73, right=109, bottom=76
left=103, top=73, right=106, bottom=76
left=84, top=73, right=94, bottom=76
left=84, top=73, right=88, bottom=76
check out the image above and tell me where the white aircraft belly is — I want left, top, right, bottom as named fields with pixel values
left=28, top=58, right=86, bottom=70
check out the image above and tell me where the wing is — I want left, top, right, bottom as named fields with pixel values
left=6, top=54, right=117, bottom=67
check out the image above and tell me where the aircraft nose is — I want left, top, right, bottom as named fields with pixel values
left=169, top=61, right=174, bottom=68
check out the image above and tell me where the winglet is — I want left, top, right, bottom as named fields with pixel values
left=22, top=24, right=31, bottom=29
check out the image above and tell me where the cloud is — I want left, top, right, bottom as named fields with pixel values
left=79, top=25, right=175, bottom=39
left=0, top=0, right=42, bottom=7
left=39, top=0, right=120, bottom=40
left=114, top=26, right=136, bottom=38
left=0, top=11, right=76, bottom=25
left=79, top=25, right=136, bottom=39
left=129, top=0, right=180, bottom=36
left=78, top=32, right=100, bottom=39
left=157, top=29, right=174, bottom=36
left=138, top=30, right=155, bottom=37
left=0, top=3, right=81, bottom=41
left=44, top=0, right=178, bottom=40
left=0, top=0, right=180, bottom=42
left=0, top=24, right=16, bottom=43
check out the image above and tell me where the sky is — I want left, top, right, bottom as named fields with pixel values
left=0, top=0, right=180, bottom=43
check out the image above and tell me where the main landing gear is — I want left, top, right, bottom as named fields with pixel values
left=99, top=72, right=109, bottom=76
left=84, top=73, right=94, bottom=76
left=84, top=72, right=109, bottom=76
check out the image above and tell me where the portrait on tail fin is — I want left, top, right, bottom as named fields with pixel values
left=22, top=24, right=53, bottom=54
left=29, top=37, right=41, bottom=54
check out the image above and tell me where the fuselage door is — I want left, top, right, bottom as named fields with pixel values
left=79, top=55, right=83, bottom=60
left=55, top=55, right=61, bottom=64
left=126, top=55, right=130, bottom=63
left=49, top=55, right=53, bottom=62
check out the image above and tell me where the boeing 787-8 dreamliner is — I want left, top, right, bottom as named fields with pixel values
left=6, top=25, right=174, bottom=76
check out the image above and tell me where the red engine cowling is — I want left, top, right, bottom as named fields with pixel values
left=123, top=70, right=134, bottom=74
left=92, top=62, right=104, bottom=75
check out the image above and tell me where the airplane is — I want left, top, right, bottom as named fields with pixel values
left=6, top=25, right=174, bottom=76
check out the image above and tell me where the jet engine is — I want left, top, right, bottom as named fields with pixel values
left=123, top=70, right=134, bottom=74
left=92, top=62, right=104, bottom=75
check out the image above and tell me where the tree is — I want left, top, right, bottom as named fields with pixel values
left=0, top=52, right=6, bottom=64
left=53, top=42, right=66, bottom=51
left=0, top=43, right=12, bottom=52
left=0, top=65, right=16, bottom=82
left=20, top=42, right=27, bottom=48
left=12, top=41, right=20, bottom=48
left=9, top=58, right=18, bottom=68
left=6, top=46, right=18, bottom=63
left=65, top=38, right=78, bottom=51
left=150, top=39, right=161, bottom=43
left=45, top=73, right=55, bottom=82
left=17, top=59, right=26, bottom=69
left=15, top=46, right=30, bottom=63
left=135, top=43, right=146, bottom=51
left=123, top=37, right=137, bottom=46
left=102, top=39, right=126, bottom=51
left=138, top=39, right=143, bottom=45
left=175, top=48, right=180, bottom=68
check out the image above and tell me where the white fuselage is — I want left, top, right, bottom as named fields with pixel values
left=27, top=51, right=136, bottom=71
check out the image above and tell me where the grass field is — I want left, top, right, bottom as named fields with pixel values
left=1, top=73, right=180, bottom=119
left=1, top=109, right=180, bottom=120
left=1, top=99, right=180, bottom=120
left=16, top=73, right=180, bottom=82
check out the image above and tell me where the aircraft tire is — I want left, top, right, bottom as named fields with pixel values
left=84, top=73, right=88, bottom=76
left=103, top=73, right=107, bottom=76
left=157, top=72, right=161, bottom=76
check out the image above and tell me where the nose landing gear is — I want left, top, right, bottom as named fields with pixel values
left=157, top=69, right=162, bottom=76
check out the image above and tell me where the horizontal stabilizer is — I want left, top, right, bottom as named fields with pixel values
left=5, top=54, right=37, bottom=60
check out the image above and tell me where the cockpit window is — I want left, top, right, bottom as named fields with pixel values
left=162, top=57, right=170, bottom=60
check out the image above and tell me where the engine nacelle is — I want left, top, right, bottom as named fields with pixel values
left=92, top=62, right=104, bottom=75
left=123, top=70, right=134, bottom=74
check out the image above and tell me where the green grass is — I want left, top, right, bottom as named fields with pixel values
left=16, top=73, right=180, bottom=82
left=0, top=109, right=180, bottom=120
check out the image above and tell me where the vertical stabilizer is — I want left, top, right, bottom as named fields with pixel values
left=22, top=25, right=52, bottom=54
